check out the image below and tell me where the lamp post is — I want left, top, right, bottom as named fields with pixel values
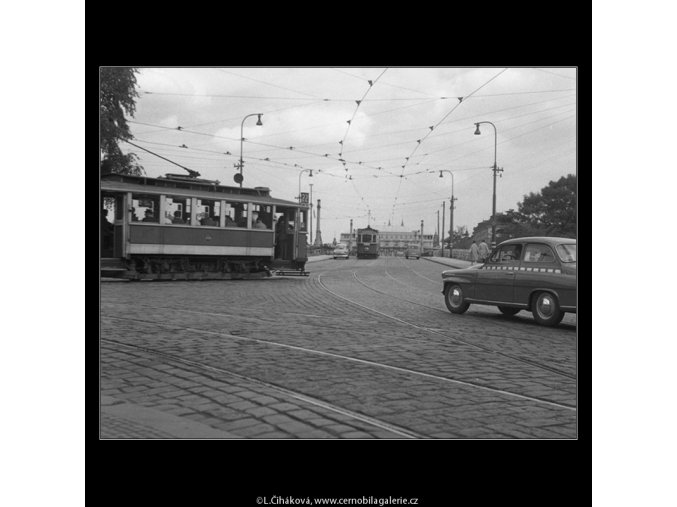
left=474, top=121, right=502, bottom=248
left=298, top=169, right=313, bottom=205
left=441, top=201, right=446, bottom=257
left=237, top=113, right=263, bottom=188
left=309, top=183, right=313, bottom=246
left=294, top=168, right=313, bottom=260
left=439, top=170, right=456, bottom=258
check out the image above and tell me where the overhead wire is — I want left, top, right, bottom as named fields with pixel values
left=127, top=69, right=575, bottom=233
left=217, top=68, right=322, bottom=99
left=331, top=67, right=437, bottom=98
left=389, top=68, right=509, bottom=220
left=339, top=68, right=387, bottom=162
left=532, top=68, right=576, bottom=80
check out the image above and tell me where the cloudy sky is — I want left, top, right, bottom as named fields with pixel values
left=123, top=67, right=576, bottom=243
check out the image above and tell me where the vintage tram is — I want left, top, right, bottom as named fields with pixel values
left=100, top=172, right=310, bottom=280
left=355, top=226, right=379, bottom=259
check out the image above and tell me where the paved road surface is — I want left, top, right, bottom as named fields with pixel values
left=100, top=255, right=577, bottom=439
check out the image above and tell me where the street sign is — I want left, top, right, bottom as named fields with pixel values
left=300, top=192, right=309, bottom=204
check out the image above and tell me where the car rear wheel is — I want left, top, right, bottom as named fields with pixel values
left=531, top=291, right=564, bottom=326
left=444, top=284, right=470, bottom=314
left=498, top=306, right=520, bottom=316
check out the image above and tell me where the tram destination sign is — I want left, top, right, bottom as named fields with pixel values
left=299, top=192, right=309, bottom=204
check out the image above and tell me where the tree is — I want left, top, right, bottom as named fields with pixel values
left=512, top=174, right=577, bottom=237
left=100, top=67, right=143, bottom=175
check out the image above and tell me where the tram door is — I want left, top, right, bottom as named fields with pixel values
left=294, top=207, right=309, bottom=261
left=102, top=193, right=124, bottom=258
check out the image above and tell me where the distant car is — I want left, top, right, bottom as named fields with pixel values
left=405, top=246, right=421, bottom=259
left=333, top=244, right=350, bottom=259
left=441, top=237, right=576, bottom=326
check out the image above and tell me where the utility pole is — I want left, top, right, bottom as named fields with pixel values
left=420, top=220, right=424, bottom=252
left=436, top=209, right=440, bottom=248
left=450, top=195, right=457, bottom=258
left=309, top=183, right=313, bottom=246
left=349, top=219, right=353, bottom=252
left=441, top=201, right=446, bottom=257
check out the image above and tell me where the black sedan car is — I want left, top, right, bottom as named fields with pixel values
left=441, top=237, right=576, bottom=326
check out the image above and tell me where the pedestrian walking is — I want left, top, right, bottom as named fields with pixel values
left=478, top=239, right=490, bottom=262
left=470, top=240, right=479, bottom=264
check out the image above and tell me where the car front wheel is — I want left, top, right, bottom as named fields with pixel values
left=531, top=291, right=563, bottom=326
left=498, top=306, right=520, bottom=316
left=444, top=284, right=470, bottom=314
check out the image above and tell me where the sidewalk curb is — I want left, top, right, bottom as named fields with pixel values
left=422, top=257, right=473, bottom=270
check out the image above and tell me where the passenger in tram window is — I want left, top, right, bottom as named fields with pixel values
left=142, top=209, right=156, bottom=222
left=101, top=209, right=114, bottom=251
left=275, top=215, right=286, bottom=235
left=171, top=210, right=185, bottom=224
left=258, top=210, right=273, bottom=229
left=254, top=215, right=267, bottom=229
left=224, top=215, right=235, bottom=227
left=201, top=214, right=217, bottom=226
left=130, top=207, right=138, bottom=221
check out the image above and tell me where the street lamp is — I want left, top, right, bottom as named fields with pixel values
left=295, top=169, right=313, bottom=259
left=439, top=170, right=456, bottom=258
left=237, top=113, right=263, bottom=188
left=474, top=121, right=502, bottom=248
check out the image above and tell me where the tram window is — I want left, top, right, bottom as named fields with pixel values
left=223, top=201, right=237, bottom=227
left=298, top=209, right=307, bottom=232
left=114, top=195, right=123, bottom=220
left=102, top=195, right=121, bottom=222
left=252, top=204, right=273, bottom=229
left=164, top=196, right=189, bottom=224
left=132, top=194, right=160, bottom=223
left=197, top=199, right=219, bottom=226
left=233, top=202, right=248, bottom=227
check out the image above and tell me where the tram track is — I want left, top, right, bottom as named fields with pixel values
left=389, top=255, right=441, bottom=284
left=101, top=336, right=423, bottom=438
left=100, top=312, right=576, bottom=412
left=314, top=270, right=576, bottom=381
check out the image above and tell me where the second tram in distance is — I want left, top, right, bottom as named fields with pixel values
left=356, top=226, right=379, bottom=259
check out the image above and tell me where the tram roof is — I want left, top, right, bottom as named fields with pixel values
left=101, top=173, right=302, bottom=207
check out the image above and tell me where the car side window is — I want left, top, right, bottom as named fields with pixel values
left=523, top=244, right=556, bottom=263
left=489, top=244, right=522, bottom=263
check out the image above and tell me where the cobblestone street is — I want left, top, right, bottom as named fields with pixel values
left=100, top=256, right=577, bottom=439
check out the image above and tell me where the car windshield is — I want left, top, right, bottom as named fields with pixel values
left=556, top=244, right=576, bottom=263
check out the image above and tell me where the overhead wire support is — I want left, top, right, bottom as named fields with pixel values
left=338, top=68, right=388, bottom=163
left=389, top=68, right=509, bottom=213
left=128, top=119, right=392, bottom=174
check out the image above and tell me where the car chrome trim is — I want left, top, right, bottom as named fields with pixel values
left=465, top=298, right=528, bottom=308
left=483, top=265, right=561, bottom=273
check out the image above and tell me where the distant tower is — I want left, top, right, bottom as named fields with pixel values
left=313, top=199, right=323, bottom=246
